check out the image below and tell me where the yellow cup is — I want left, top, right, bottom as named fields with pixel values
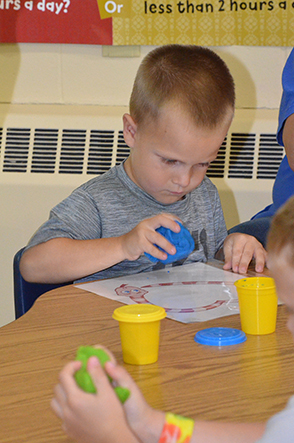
left=234, top=277, right=278, bottom=335
left=112, top=304, right=166, bottom=365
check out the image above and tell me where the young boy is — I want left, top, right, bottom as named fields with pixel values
left=51, top=195, right=294, bottom=443
left=20, top=45, right=266, bottom=284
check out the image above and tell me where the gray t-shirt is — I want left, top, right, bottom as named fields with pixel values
left=256, top=395, right=294, bottom=442
left=26, top=162, right=227, bottom=282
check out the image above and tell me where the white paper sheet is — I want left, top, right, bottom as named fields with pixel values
left=76, top=263, right=247, bottom=323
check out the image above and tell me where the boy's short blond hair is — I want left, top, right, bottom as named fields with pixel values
left=267, top=196, right=294, bottom=265
left=130, top=44, right=235, bottom=128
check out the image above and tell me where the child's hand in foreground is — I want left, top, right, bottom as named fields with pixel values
left=121, top=213, right=182, bottom=262
left=51, top=355, right=141, bottom=443
left=223, top=233, right=267, bottom=274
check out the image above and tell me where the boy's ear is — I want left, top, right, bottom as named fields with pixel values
left=123, top=114, right=137, bottom=148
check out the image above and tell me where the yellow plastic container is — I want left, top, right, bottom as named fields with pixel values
left=234, top=277, right=278, bottom=335
left=112, top=304, right=166, bottom=365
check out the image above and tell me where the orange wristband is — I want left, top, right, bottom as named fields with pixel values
left=158, top=412, right=194, bottom=443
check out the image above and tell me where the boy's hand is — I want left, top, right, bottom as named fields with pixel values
left=222, top=233, right=267, bottom=274
left=121, top=213, right=182, bottom=262
left=51, top=356, right=139, bottom=443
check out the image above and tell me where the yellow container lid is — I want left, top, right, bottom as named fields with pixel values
left=112, top=304, right=166, bottom=323
left=234, top=277, right=275, bottom=290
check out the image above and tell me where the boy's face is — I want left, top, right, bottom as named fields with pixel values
left=123, top=105, right=233, bottom=205
left=268, top=248, right=294, bottom=338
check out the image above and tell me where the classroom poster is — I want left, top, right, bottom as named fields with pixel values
left=1, top=0, right=294, bottom=45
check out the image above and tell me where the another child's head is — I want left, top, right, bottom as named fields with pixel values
left=129, top=44, right=235, bottom=129
left=123, top=45, right=235, bottom=204
left=267, top=196, right=294, bottom=336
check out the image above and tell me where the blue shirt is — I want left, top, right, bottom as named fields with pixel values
left=253, top=49, right=294, bottom=220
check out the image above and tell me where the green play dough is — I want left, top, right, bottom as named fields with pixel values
left=74, top=346, right=130, bottom=403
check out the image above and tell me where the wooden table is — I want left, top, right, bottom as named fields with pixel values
left=1, top=273, right=294, bottom=442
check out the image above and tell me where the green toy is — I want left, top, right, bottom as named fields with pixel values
left=74, top=346, right=130, bottom=403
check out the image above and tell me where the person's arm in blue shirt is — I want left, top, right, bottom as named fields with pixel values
left=277, top=49, right=294, bottom=170
left=282, top=113, right=294, bottom=170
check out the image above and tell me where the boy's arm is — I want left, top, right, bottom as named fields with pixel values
left=190, top=421, right=265, bottom=443
left=282, top=113, right=294, bottom=170
left=104, top=358, right=266, bottom=443
left=52, top=352, right=265, bottom=443
left=221, top=233, right=267, bottom=274
left=20, top=237, right=128, bottom=284
left=20, top=214, right=181, bottom=283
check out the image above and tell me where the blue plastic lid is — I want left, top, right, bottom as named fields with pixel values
left=194, top=327, right=247, bottom=346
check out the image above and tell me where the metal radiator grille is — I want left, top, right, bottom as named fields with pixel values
left=0, top=126, right=284, bottom=179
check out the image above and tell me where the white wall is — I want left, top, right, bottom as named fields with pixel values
left=0, top=44, right=292, bottom=327
left=1, top=44, right=291, bottom=108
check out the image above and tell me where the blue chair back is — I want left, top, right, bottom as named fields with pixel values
left=13, top=247, right=71, bottom=319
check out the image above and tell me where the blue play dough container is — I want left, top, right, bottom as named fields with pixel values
left=144, top=222, right=195, bottom=264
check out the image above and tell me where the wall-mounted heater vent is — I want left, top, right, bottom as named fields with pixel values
left=31, top=129, right=59, bottom=174
left=228, top=133, right=255, bottom=179
left=1, top=127, right=132, bottom=175
left=88, top=130, right=115, bottom=174
left=59, top=129, right=87, bottom=174
left=0, top=127, right=284, bottom=179
left=3, top=127, right=31, bottom=173
left=257, top=133, right=285, bottom=179
left=0, top=105, right=283, bottom=236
